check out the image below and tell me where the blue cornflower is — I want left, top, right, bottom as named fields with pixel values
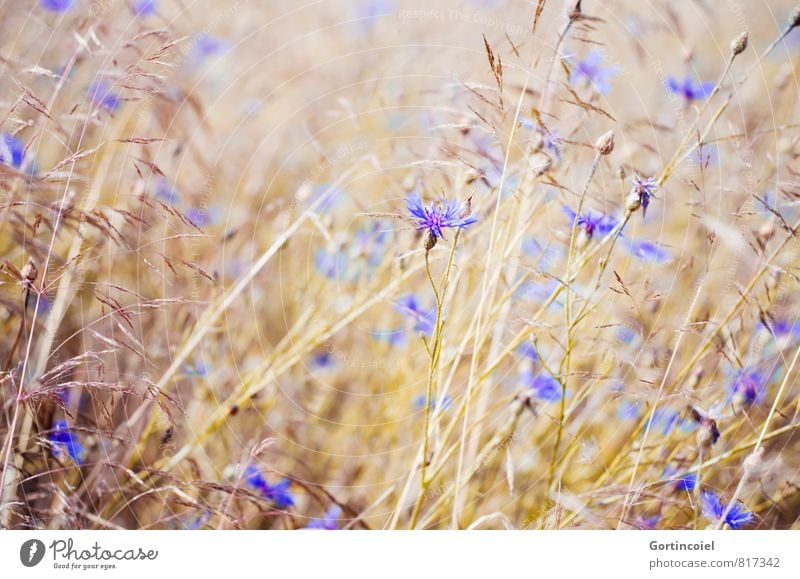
left=49, top=420, right=86, bottom=464
left=521, top=120, right=562, bottom=159
left=395, top=294, right=436, bottom=336
left=647, top=407, right=680, bottom=436
left=413, top=394, right=453, bottom=411
left=153, top=178, right=179, bottom=205
left=623, top=238, right=670, bottom=263
left=244, top=465, right=295, bottom=509
left=700, top=491, right=753, bottom=529
left=517, top=341, right=539, bottom=361
left=190, top=35, right=230, bottom=62
left=563, top=206, right=618, bottom=240
left=405, top=191, right=476, bottom=241
left=617, top=399, right=642, bottom=420
left=40, top=0, right=75, bottom=11
left=667, top=75, right=714, bottom=102
left=729, top=369, right=767, bottom=409
left=88, top=80, right=122, bottom=112
left=522, top=370, right=562, bottom=402
left=663, top=467, right=697, bottom=492
left=629, top=175, right=658, bottom=218
left=309, top=350, right=335, bottom=369
left=569, top=51, right=619, bottom=95
left=764, top=318, right=800, bottom=341
left=306, top=505, right=343, bottom=529
left=132, top=0, right=157, bottom=16
left=0, top=133, right=26, bottom=169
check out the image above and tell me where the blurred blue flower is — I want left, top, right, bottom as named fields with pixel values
left=522, top=370, right=562, bottom=402
left=88, top=80, right=122, bottom=112
left=563, top=205, right=618, bottom=239
left=616, top=399, right=641, bottom=420
left=517, top=341, right=539, bottom=361
left=355, top=0, right=397, bottom=32
left=647, top=407, right=680, bottom=435
left=569, top=51, right=619, bottom=95
left=310, top=350, right=335, bottom=369
left=49, top=420, right=86, bottom=464
left=729, top=368, right=767, bottom=408
left=406, top=191, right=476, bottom=241
left=631, top=175, right=657, bottom=218
left=700, top=491, right=753, bottom=529
left=132, top=0, right=157, bottom=16
left=190, top=35, right=230, bottom=62
left=663, top=467, right=697, bottom=492
left=306, top=505, right=343, bottom=530
left=520, top=119, right=562, bottom=159
left=623, top=238, right=670, bottom=263
left=1, top=133, right=26, bottom=169
left=395, top=294, right=436, bottom=336
left=40, top=0, right=75, bottom=11
left=154, top=178, right=180, bottom=205
left=244, top=465, right=295, bottom=509
left=413, top=394, right=453, bottom=411
left=667, top=75, right=714, bottom=102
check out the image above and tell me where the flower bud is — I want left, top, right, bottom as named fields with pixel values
left=595, top=130, right=615, bottom=155
left=730, top=31, right=748, bottom=56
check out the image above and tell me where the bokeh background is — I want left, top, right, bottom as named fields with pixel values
left=1, top=0, right=800, bottom=530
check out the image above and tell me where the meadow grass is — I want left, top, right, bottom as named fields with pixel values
left=1, top=0, right=800, bottom=530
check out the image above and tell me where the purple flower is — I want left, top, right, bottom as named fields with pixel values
left=647, top=407, right=680, bottom=435
left=244, top=465, right=295, bottom=509
left=40, top=0, right=75, bottom=11
left=729, top=369, right=767, bottom=408
left=132, top=0, right=157, bottom=16
left=569, top=51, right=619, bottom=95
left=414, top=394, right=453, bottom=411
left=405, top=191, right=476, bottom=240
left=49, top=420, right=86, bottom=464
left=623, top=238, right=670, bottom=263
left=88, top=80, right=122, bottom=112
left=522, top=370, right=563, bottom=402
left=0, top=133, right=26, bottom=169
left=306, top=505, right=343, bottom=530
left=617, top=399, right=641, bottom=420
left=521, top=120, right=562, bottom=159
left=154, top=178, right=179, bottom=205
left=667, top=75, right=714, bottom=102
left=563, top=206, right=618, bottom=239
left=663, top=467, right=697, bottom=492
left=700, top=491, right=753, bottom=529
left=395, top=294, right=436, bottom=336
left=630, top=175, right=657, bottom=218
left=190, top=34, right=230, bottom=62
left=310, top=350, right=335, bottom=369
left=516, top=341, right=539, bottom=361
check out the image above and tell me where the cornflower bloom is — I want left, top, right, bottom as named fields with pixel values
left=0, top=133, right=25, bottom=169
left=40, top=0, right=75, bottom=11
left=563, top=206, right=618, bottom=242
left=667, top=75, right=714, bottom=102
left=306, top=506, right=343, bottom=530
left=244, top=465, right=295, bottom=509
left=569, top=51, right=619, bottom=94
left=395, top=294, right=436, bottom=336
left=49, top=420, right=86, bottom=464
left=627, top=175, right=658, bottom=218
left=405, top=191, right=476, bottom=244
left=700, top=491, right=753, bottom=529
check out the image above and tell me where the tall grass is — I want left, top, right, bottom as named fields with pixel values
left=1, top=0, right=800, bottom=530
